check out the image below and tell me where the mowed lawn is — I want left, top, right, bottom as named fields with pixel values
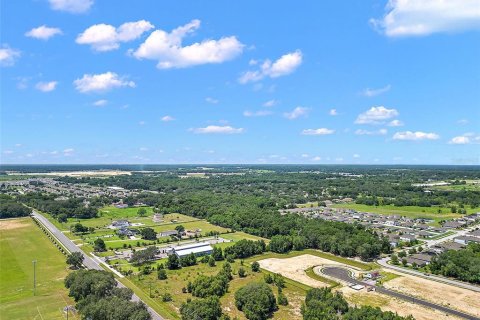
left=0, top=218, right=78, bottom=320
left=331, top=203, right=464, bottom=223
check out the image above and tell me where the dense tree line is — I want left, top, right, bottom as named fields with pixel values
left=188, top=263, right=232, bottom=298
left=65, top=269, right=150, bottom=320
left=0, top=195, right=31, bottom=218
left=429, top=243, right=480, bottom=284
left=130, top=246, right=157, bottom=266
left=18, top=192, right=102, bottom=220
left=180, top=296, right=230, bottom=320
left=57, top=166, right=480, bottom=209
left=234, top=282, right=277, bottom=320
left=302, top=287, right=414, bottom=320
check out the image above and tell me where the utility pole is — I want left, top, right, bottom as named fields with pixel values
left=32, top=260, right=37, bottom=296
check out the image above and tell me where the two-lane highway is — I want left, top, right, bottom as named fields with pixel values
left=320, top=267, right=479, bottom=320
left=32, top=211, right=165, bottom=320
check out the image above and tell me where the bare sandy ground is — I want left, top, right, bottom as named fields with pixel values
left=340, top=287, right=463, bottom=320
left=383, top=273, right=480, bottom=317
left=258, top=254, right=354, bottom=288
left=10, top=170, right=131, bottom=177
left=0, top=218, right=29, bottom=230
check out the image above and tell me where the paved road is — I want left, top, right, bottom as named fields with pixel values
left=321, top=267, right=480, bottom=320
left=31, top=211, right=165, bottom=320
left=377, top=257, right=480, bottom=292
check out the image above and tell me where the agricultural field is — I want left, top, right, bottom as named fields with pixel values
left=331, top=203, right=464, bottom=223
left=0, top=218, right=78, bottom=320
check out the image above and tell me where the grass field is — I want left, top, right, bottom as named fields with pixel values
left=0, top=218, right=78, bottom=320
left=122, top=248, right=373, bottom=319
left=331, top=203, right=464, bottom=223
left=129, top=254, right=309, bottom=319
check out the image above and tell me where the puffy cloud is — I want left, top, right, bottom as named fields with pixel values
left=239, top=50, right=302, bottom=83
left=329, top=109, right=338, bottom=116
left=190, top=125, right=244, bottom=134
left=132, top=19, right=244, bottom=69
left=393, top=131, right=440, bottom=140
left=362, top=84, right=391, bottom=97
left=449, top=136, right=470, bottom=144
left=77, top=20, right=154, bottom=52
left=161, top=115, right=175, bottom=122
left=25, top=25, right=62, bottom=40
left=74, top=72, right=135, bottom=93
left=243, top=110, right=273, bottom=117
left=263, top=99, right=277, bottom=107
left=92, top=99, right=108, bottom=107
left=449, top=133, right=480, bottom=144
left=388, top=119, right=404, bottom=127
left=49, top=0, right=93, bottom=13
left=355, top=106, right=399, bottom=124
left=312, top=156, right=322, bottom=161
left=302, top=128, right=335, bottom=135
left=0, top=45, right=21, bottom=67
left=284, top=106, right=309, bottom=120
left=35, top=81, right=58, bottom=92
left=63, top=148, right=74, bottom=156
left=370, top=0, right=480, bottom=37
left=355, top=128, right=388, bottom=135
left=205, top=97, right=219, bottom=104
left=353, top=154, right=361, bottom=158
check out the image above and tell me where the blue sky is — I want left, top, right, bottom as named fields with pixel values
left=1, top=0, right=479, bottom=164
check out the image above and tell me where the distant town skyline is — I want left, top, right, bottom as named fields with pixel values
left=1, top=0, right=479, bottom=164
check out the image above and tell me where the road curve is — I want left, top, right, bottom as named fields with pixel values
left=321, top=267, right=480, bottom=320
left=31, top=211, right=165, bottom=320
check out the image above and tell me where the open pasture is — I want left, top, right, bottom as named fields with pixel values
left=0, top=218, right=78, bottom=319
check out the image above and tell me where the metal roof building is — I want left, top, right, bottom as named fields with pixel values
left=169, top=242, right=213, bottom=258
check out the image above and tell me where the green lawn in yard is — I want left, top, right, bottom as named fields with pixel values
left=0, top=218, right=78, bottom=320
left=221, top=231, right=269, bottom=242
left=331, top=203, right=464, bottom=223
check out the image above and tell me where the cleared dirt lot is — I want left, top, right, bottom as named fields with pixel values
left=258, top=254, right=357, bottom=288
left=340, top=287, right=463, bottom=320
left=383, top=273, right=480, bottom=317
left=0, top=218, right=30, bottom=231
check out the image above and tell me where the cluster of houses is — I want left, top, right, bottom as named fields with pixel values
left=402, top=229, right=480, bottom=267
left=1, top=177, right=139, bottom=200
left=108, top=219, right=203, bottom=240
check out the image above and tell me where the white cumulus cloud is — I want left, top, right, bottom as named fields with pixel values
left=190, top=125, right=244, bottom=134
left=205, top=97, right=219, bottom=104
left=35, top=81, right=58, bottom=92
left=449, top=133, right=480, bottom=144
left=263, top=99, right=277, bottom=107
left=49, top=0, right=93, bottom=13
left=284, top=106, right=309, bottom=120
left=0, top=45, right=21, bottom=67
left=393, top=131, right=440, bottom=141
left=329, top=109, right=338, bottom=116
left=132, top=19, right=244, bottom=69
left=74, top=72, right=135, bottom=93
left=239, top=50, right=302, bottom=84
left=302, top=128, right=335, bottom=135
left=77, top=20, right=154, bottom=52
left=370, top=0, right=480, bottom=37
left=388, top=119, right=404, bottom=127
left=362, top=84, right=391, bottom=97
left=93, top=99, right=108, bottom=107
left=355, top=128, right=388, bottom=135
left=243, top=110, right=273, bottom=117
left=25, top=25, right=63, bottom=40
left=355, top=106, right=399, bottom=125
left=161, top=115, right=175, bottom=122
